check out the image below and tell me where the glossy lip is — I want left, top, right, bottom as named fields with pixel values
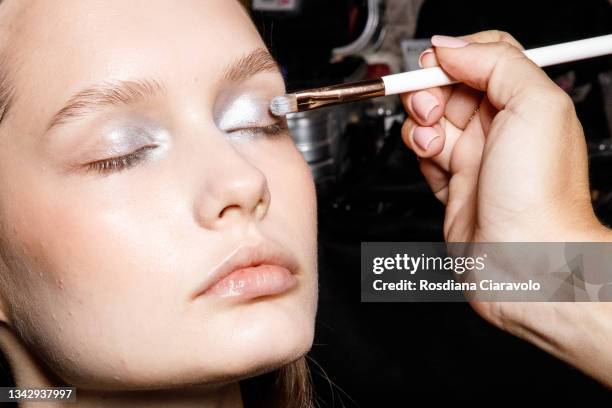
left=191, top=240, right=300, bottom=300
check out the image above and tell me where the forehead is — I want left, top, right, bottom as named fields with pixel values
left=1, top=0, right=263, bottom=129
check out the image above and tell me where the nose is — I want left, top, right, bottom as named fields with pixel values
left=194, top=145, right=271, bottom=230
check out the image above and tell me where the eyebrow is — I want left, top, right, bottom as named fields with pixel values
left=46, top=79, right=165, bottom=132
left=223, top=47, right=280, bottom=82
left=45, top=47, right=280, bottom=132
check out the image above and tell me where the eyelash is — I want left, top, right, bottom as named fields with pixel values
left=231, top=121, right=287, bottom=137
left=86, top=121, right=288, bottom=175
left=86, top=145, right=158, bottom=175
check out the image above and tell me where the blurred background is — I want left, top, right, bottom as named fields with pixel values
left=244, top=0, right=612, bottom=405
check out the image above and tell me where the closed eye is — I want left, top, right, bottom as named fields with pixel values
left=84, top=144, right=159, bottom=175
left=80, top=120, right=288, bottom=176
left=228, top=119, right=288, bottom=137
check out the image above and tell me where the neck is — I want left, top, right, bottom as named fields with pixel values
left=0, top=323, right=244, bottom=408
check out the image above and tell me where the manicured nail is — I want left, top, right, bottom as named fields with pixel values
left=413, top=126, right=440, bottom=151
left=418, top=48, right=434, bottom=68
left=431, top=35, right=469, bottom=48
left=411, top=91, right=439, bottom=122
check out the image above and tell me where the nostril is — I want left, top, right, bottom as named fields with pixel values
left=254, top=198, right=268, bottom=218
left=218, top=204, right=241, bottom=219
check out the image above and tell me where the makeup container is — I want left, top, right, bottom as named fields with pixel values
left=286, top=104, right=350, bottom=183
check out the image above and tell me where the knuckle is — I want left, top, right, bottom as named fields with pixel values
left=471, top=29, right=499, bottom=41
left=496, top=30, right=515, bottom=42
left=487, top=30, right=523, bottom=48
left=547, top=89, right=576, bottom=116
left=523, top=86, right=580, bottom=132
left=492, top=42, right=525, bottom=69
left=490, top=29, right=508, bottom=40
left=499, top=31, right=525, bottom=50
left=468, top=30, right=524, bottom=49
left=480, top=29, right=510, bottom=42
left=556, top=90, right=575, bottom=112
left=490, top=41, right=520, bottom=63
left=495, top=40, right=518, bottom=54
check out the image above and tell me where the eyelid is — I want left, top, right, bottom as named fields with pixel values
left=83, top=144, right=159, bottom=175
left=63, top=121, right=170, bottom=175
left=215, top=94, right=276, bottom=131
left=95, top=120, right=169, bottom=153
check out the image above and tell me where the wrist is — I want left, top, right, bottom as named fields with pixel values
left=557, top=216, right=612, bottom=242
left=513, top=303, right=612, bottom=388
left=522, top=208, right=610, bottom=242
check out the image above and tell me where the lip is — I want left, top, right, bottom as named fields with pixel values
left=191, top=240, right=300, bottom=300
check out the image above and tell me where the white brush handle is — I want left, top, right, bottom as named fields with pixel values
left=382, top=34, right=612, bottom=95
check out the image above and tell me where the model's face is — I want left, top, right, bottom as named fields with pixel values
left=0, top=0, right=317, bottom=389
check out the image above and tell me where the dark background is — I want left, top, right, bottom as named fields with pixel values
left=253, top=0, right=612, bottom=405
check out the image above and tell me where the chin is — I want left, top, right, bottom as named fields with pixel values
left=192, top=296, right=316, bottom=382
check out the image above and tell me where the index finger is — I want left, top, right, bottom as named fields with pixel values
left=459, top=30, right=525, bottom=50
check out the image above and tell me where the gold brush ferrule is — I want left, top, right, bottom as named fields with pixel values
left=294, top=78, right=386, bottom=112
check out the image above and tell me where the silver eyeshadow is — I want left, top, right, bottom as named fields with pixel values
left=95, top=121, right=171, bottom=158
left=216, top=94, right=272, bottom=131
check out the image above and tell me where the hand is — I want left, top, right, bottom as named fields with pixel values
left=400, top=30, right=612, bottom=388
left=401, top=30, right=607, bottom=242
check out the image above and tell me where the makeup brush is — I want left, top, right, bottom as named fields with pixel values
left=270, top=34, right=612, bottom=117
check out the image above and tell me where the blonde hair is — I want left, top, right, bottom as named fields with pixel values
left=241, top=356, right=314, bottom=408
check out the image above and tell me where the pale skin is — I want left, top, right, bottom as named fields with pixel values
left=401, top=31, right=612, bottom=388
left=0, top=1, right=318, bottom=407
left=0, top=0, right=609, bottom=405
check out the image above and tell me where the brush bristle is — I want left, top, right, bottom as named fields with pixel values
left=270, top=95, right=298, bottom=116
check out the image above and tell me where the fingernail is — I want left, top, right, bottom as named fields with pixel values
left=411, top=91, right=439, bottom=122
left=418, top=48, right=434, bottom=68
left=413, top=126, right=440, bottom=151
left=431, top=35, right=469, bottom=48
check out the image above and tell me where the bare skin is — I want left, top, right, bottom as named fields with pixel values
left=0, top=0, right=318, bottom=406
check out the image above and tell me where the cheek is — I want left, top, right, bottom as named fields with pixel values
left=10, top=186, right=158, bottom=297
left=249, top=139, right=318, bottom=306
left=1, top=172, right=198, bottom=386
left=8, top=173, right=205, bottom=327
left=0, top=136, right=319, bottom=388
left=272, top=152, right=316, bottom=232
left=260, top=139, right=316, bottom=244
left=235, top=136, right=317, bottom=247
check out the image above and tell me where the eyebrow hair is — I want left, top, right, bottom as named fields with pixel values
left=223, top=47, right=280, bottom=82
left=45, top=48, right=280, bottom=132
left=46, top=79, right=165, bottom=132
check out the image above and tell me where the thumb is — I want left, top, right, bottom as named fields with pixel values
left=431, top=35, right=567, bottom=113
